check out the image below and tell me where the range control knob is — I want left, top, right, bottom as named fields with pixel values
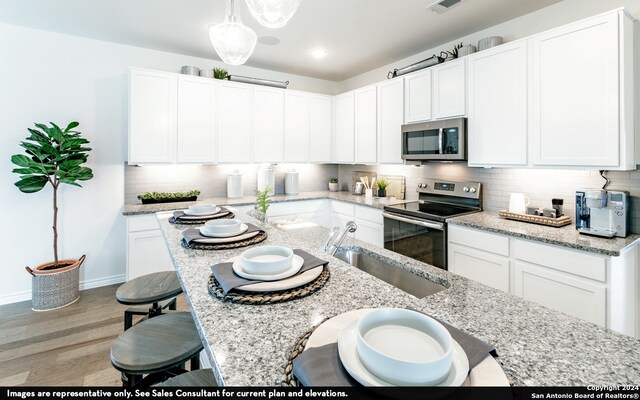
left=418, top=183, right=426, bottom=188
left=470, top=187, right=477, bottom=193
left=463, top=186, right=470, bottom=192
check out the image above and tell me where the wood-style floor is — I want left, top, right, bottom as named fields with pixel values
left=0, top=284, right=187, bottom=386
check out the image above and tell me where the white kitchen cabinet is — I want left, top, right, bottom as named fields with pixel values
left=284, top=91, right=310, bottom=162
left=404, top=69, right=432, bottom=123
left=129, top=68, right=177, bottom=163
left=354, top=86, right=377, bottom=163
left=467, top=40, right=528, bottom=167
left=377, top=78, right=404, bottom=164
left=126, top=215, right=174, bottom=281
left=335, top=92, right=355, bottom=163
left=530, top=11, right=635, bottom=169
left=308, top=94, right=333, bottom=163
left=217, top=82, right=252, bottom=163
left=177, top=76, right=216, bottom=163
left=432, top=58, right=466, bottom=119
left=253, top=86, right=285, bottom=162
left=330, top=201, right=383, bottom=247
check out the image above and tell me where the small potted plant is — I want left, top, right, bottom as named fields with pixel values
left=376, top=179, right=389, bottom=197
left=251, top=185, right=272, bottom=225
left=213, top=67, right=229, bottom=80
left=328, top=178, right=339, bottom=192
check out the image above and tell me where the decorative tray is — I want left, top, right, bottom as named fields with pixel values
left=499, top=210, right=571, bottom=228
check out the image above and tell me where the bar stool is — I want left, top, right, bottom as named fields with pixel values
left=116, top=271, right=183, bottom=330
left=110, top=312, right=203, bottom=387
left=156, top=369, right=217, bottom=387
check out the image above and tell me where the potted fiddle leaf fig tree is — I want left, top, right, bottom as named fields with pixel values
left=11, top=121, right=93, bottom=311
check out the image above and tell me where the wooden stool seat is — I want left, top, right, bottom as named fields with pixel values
left=116, top=271, right=182, bottom=305
left=110, top=312, right=203, bottom=386
left=156, top=369, right=217, bottom=387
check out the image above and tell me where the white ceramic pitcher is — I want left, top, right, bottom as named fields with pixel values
left=508, top=193, right=530, bottom=214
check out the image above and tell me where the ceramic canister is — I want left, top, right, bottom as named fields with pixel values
left=257, top=166, right=275, bottom=193
left=227, top=171, right=243, bottom=198
left=285, top=171, right=299, bottom=195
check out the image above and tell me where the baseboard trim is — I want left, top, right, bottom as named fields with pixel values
left=0, top=274, right=126, bottom=306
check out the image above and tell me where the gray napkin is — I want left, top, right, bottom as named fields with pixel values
left=292, top=312, right=497, bottom=387
left=173, top=207, right=232, bottom=220
left=182, top=224, right=263, bottom=245
left=210, top=249, right=328, bottom=295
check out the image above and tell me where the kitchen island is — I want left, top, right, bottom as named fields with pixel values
left=158, top=210, right=640, bottom=386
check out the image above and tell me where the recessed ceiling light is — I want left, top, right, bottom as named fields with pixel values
left=310, top=48, right=328, bottom=59
left=258, top=36, right=281, bottom=45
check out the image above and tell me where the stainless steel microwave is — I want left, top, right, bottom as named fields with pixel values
left=401, top=118, right=467, bottom=161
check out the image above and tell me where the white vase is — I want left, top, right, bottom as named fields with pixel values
left=328, top=182, right=339, bottom=192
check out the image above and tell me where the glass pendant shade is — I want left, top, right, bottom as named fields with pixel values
left=244, top=0, right=302, bottom=29
left=209, top=0, right=257, bottom=66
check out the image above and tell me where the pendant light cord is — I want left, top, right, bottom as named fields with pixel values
left=599, top=170, right=610, bottom=190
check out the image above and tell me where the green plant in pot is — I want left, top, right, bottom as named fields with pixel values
left=376, top=178, right=389, bottom=197
left=252, top=185, right=272, bottom=224
left=328, top=177, right=339, bottom=192
left=213, top=67, right=229, bottom=80
left=11, top=122, right=93, bottom=310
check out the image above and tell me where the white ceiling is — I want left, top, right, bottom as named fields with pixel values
left=0, top=0, right=561, bottom=81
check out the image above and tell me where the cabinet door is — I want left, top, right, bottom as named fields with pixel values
left=531, top=13, right=619, bottom=167
left=448, top=243, right=510, bottom=292
left=331, top=213, right=356, bottom=239
left=284, top=91, right=310, bottom=162
left=335, top=92, right=355, bottom=163
left=467, top=41, right=528, bottom=166
left=177, top=76, right=216, bottom=163
left=126, top=230, right=174, bottom=281
left=354, top=86, right=377, bottom=163
left=309, top=94, right=333, bottom=163
left=253, top=86, right=285, bottom=162
left=217, top=82, right=252, bottom=163
left=404, top=70, right=432, bottom=123
left=129, top=69, right=177, bottom=163
left=513, top=261, right=606, bottom=326
left=354, top=218, right=383, bottom=248
left=377, top=78, right=404, bottom=164
left=432, top=58, right=466, bottom=119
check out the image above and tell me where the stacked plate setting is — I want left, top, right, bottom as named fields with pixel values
left=337, top=308, right=469, bottom=386
left=199, top=218, right=248, bottom=238
left=184, top=203, right=220, bottom=216
left=233, top=246, right=304, bottom=282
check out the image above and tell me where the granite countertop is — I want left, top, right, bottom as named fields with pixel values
left=158, top=211, right=640, bottom=387
left=123, top=191, right=405, bottom=216
left=448, top=212, right=640, bottom=257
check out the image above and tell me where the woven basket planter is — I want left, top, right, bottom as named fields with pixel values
left=25, top=255, right=86, bottom=311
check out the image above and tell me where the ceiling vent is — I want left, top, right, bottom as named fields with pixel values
left=429, top=0, right=466, bottom=14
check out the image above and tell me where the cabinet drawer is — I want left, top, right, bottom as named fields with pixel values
left=332, top=201, right=355, bottom=216
left=514, top=240, right=605, bottom=282
left=355, top=205, right=383, bottom=224
left=448, top=225, right=509, bottom=256
left=127, top=214, right=160, bottom=232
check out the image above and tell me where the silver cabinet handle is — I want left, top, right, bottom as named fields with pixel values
left=382, top=212, right=444, bottom=231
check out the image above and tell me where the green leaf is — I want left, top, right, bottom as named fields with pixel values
left=11, top=154, right=31, bottom=167
left=12, top=167, right=43, bottom=175
left=65, top=121, right=80, bottom=132
left=15, top=175, right=48, bottom=193
left=59, top=179, right=82, bottom=187
left=59, top=159, right=84, bottom=171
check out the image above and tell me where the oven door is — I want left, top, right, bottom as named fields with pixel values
left=382, top=212, right=447, bottom=269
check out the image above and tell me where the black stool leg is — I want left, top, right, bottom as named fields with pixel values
left=191, top=354, right=200, bottom=371
left=123, top=372, right=141, bottom=387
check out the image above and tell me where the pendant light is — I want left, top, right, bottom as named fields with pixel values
left=244, top=0, right=302, bottom=29
left=209, top=0, right=257, bottom=65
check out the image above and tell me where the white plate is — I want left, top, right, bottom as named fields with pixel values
left=232, top=254, right=304, bottom=281
left=199, top=224, right=248, bottom=238
left=237, top=265, right=324, bottom=292
left=338, top=321, right=469, bottom=387
left=183, top=206, right=221, bottom=216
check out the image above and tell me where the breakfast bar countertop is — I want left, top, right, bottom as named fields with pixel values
left=157, top=211, right=640, bottom=387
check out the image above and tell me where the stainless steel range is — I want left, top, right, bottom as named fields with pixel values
left=383, top=179, right=482, bottom=270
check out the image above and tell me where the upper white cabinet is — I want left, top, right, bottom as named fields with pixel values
left=404, top=69, right=432, bottom=123
left=377, top=78, right=404, bottom=164
left=432, top=58, right=466, bottom=119
left=177, top=76, right=217, bottom=163
left=354, top=86, right=377, bottom=164
left=467, top=41, right=528, bottom=167
left=217, top=81, right=253, bottom=163
left=284, top=91, right=310, bottom=162
left=253, top=86, right=285, bottom=162
left=335, top=91, right=355, bottom=163
left=530, top=11, right=635, bottom=169
left=308, top=94, right=333, bottom=163
left=129, top=69, right=177, bottom=163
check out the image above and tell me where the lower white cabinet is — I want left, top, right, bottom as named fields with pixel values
left=126, top=215, right=174, bottom=281
left=330, top=201, right=383, bottom=248
left=448, top=243, right=510, bottom=292
left=269, top=200, right=331, bottom=229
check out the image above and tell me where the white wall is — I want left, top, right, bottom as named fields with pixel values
left=0, top=22, right=338, bottom=305
left=338, top=0, right=640, bottom=91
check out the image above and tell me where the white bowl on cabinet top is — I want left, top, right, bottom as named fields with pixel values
left=240, top=246, right=294, bottom=276
left=203, top=218, right=242, bottom=234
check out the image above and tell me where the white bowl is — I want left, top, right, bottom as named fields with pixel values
left=188, top=203, right=216, bottom=213
left=355, top=308, right=453, bottom=386
left=204, top=218, right=242, bottom=234
left=240, top=246, right=294, bottom=276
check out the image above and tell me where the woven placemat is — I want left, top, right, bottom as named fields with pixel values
left=280, top=318, right=330, bottom=387
left=169, top=212, right=236, bottom=225
left=207, top=267, right=330, bottom=305
left=181, top=231, right=267, bottom=250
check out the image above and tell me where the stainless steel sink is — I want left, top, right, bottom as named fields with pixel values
left=333, top=249, right=447, bottom=298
